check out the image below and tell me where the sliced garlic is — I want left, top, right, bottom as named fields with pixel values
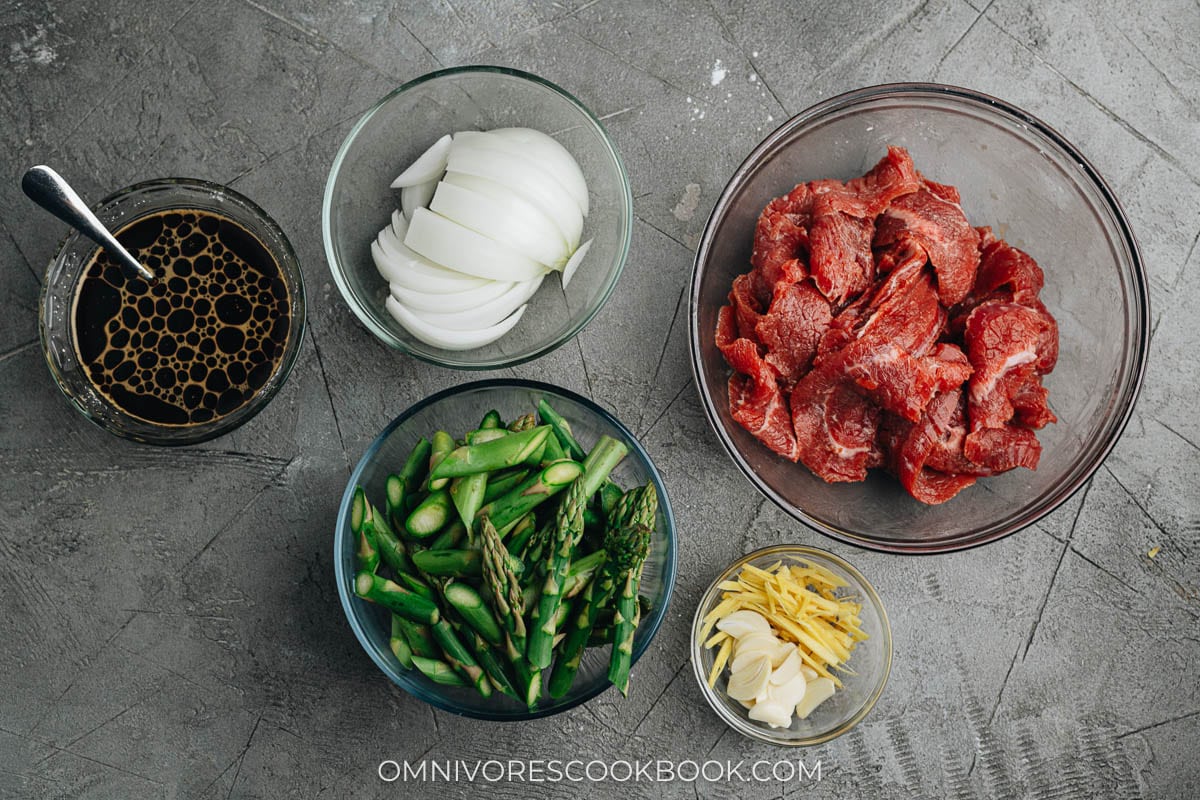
left=769, top=673, right=807, bottom=710
left=726, top=654, right=771, bottom=702
left=800, top=665, right=819, bottom=682
left=716, top=610, right=772, bottom=639
left=748, top=699, right=793, bottom=729
left=770, top=648, right=804, bottom=686
left=794, top=677, right=836, bottom=720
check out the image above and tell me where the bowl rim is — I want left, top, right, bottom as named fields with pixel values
left=321, top=64, right=633, bottom=370
left=333, top=378, right=679, bottom=720
left=689, top=543, right=892, bottom=746
left=37, top=176, right=307, bottom=446
left=687, top=81, right=1151, bottom=554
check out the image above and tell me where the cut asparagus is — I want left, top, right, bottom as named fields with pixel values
left=507, top=412, right=536, bottom=432
left=427, top=430, right=455, bottom=490
left=443, top=581, right=504, bottom=647
left=393, top=616, right=438, bottom=659
left=430, top=426, right=551, bottom=480
left=481, top=468, right=529, bottom=504
left=389, top=614, right=414, bottom=669
left=580, top=435, right=629, bottom=499
left=406, top=488, right=452, bottom=538
left=411, top=548, right=482, bottom=577
left=354, top=571, right=439, bottom=625
left=477, top=459, right=585, bottom=535
left=411, top=655, right=468, bottom=686
left=526, top=477, right=587, bottom=669
left=351, top=487, right=380, bottom=574
left=387, top=437, right=432, bottom=526
left=431, top=619, right=491, bottom=698
left=537, top=398, right=586, bottom=460
left=429, top=519, right=467, bottom=551
left=469, top=631, right=518, bottom=700
left=608, top=484, right=657, bottom=695
left=481, top=516, right=527, bottom=655
left=372, top=504, right=415, bottom=576
left=397, top=572, right=436, bottom=602
left=479, top=409, right=503, bottom=430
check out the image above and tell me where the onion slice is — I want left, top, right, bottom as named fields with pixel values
left=400, top=276, right=543, bottom=331
left=445, top=144, right=583, bottom=249
left=401, top=179, right=437, bottom=220
left=390, top=134, right=452, bottom=188
left=373, top=240, right=487, bottom=295
left=386, top=295, right=526, bottom=350
left=560, top=238, right=591, bottom=288
left=389, top=278, right=514, bottom=313
left=404, top=207, right=548, bottom=282
left=487, top=128, right=590, bottom=216
left=375, top=225, right=487, bottom=291
left=430, top=181, right=568, bottom=269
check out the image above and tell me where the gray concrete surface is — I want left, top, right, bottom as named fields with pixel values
left=1, top=1, right=1197, bottom=797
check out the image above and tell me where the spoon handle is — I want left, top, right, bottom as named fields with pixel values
left=21, top=165, right=156, bottom=283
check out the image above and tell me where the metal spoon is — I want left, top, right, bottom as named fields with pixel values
left=21, top=165, right=156, bottom=283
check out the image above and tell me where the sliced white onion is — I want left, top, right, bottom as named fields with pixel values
left=488, top=127, right=590, bottom=216
left=404, top=207, right=548, bottom=282
left=445, top=143, right=583, bottom=249
left=430, top=181, right=569, bottom=268
left=561, top=238, right=591, bottom=287
left=390, top=278, right=514, bottom=313
left=401, top=179, right=437, bottom=220
left=455, top=129, right=589, bottom=217
left=390, top=133, right=452, bottom=188
left=401, top=276, right=543, bottom=330
left=386, top=295, right=526, bottom=350
left=376, top=226, right=487, bottom=292
left=442, top=171, right=569, bottom=248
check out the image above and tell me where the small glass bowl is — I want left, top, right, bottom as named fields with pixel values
left=334, top=379, right=677, bottom=720
left=690, top=545, right=891, bottom=746
left=689, top=83, right=1150, bottom=552
left=322, top=65, right=632, bottom=369
left=39, top=178, right=306, bottom=446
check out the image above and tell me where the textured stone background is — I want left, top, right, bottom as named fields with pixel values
left=1, top=1, right=1197, bottom=798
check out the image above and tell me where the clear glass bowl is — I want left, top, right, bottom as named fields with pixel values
left=322, top=66, right=632, bottom=369
left=690, top=545, right=891, bottom=746
left=39, top=178, right=306, bottom=446
left=333, top=379, right=677, bottom=720
left=689, top=83, right=1149, bottom=553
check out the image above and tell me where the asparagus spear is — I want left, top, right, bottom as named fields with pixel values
left=547, top=490, right=647, bottom=697
left=479, top=409, right=503, bottom=430
left=386, top=437, right=432, bottom=526
left=537, top=398, right=586, bottom=460
left=580, top=435, right=629, bottom=499
left=503, top=513, right=537, bottom=558
left=526, top=478, right=587, bottom=669
left=539, top=428, right=566, bottom=464
left=393, top=616, right=438, bottom=659
left=480, top=516, right=527, bottom=655
left=397, top=572, right=436, bottom=602
left=562, top=549, right=606, bottom=599
left=448, top=428, right=507, bottom=534
left=389, top=614, right=414, bottom=669
left=443, top=581, right=504, bottom=647
left=469, top=631, right=519, bottom=700
left=429, top=519, right=467, bottom=551
left=406, top=488, right=452, bottom=538
left=608, top=485, right=657, bottom=695
left=411, top=655, right=468, bottom=686
left=431, top=427, right=551, bottom=480
left=411, top=548, right=482, bottom=578
left=354, top=572, right=439, bottom=625
left=481, top=468, right=530, bottom=504
left=507, top=412, right=536, bottom=432
left=371, top=502, right=415, bottom=576
left=350, top=487, right=380, bottom=573
left=430, top=619, right=491, bottom=698
left=427, top=431, right=455, bottom=490
left=476, top=460, right=585, bottom=535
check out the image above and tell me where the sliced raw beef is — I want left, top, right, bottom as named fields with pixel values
left=722, top=336, right=799, bottom=461
left=963, top=425, right=1041, bottom=472
left=714, top=145, right=1058, bottom=504
left=891, top=390, right=978, bottom=504
left=755, top=280, right=833, bottom=385
left=808, top=195, right=875, bottom=305
left=875, top=187, right=980, bottom=306
left=790, top=363, right=881, bottom=482
left=751, top=185, right=812, bottom=289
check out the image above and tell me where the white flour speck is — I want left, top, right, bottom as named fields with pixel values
left=686, top=96, right=693, bottom=104
left=751, top=50, right=759, bottom=58
left=749, top=73, right=758, bottom=83
left=673, top=183, right=702, bottom=221
left=710, top=59, right=727, bottom=86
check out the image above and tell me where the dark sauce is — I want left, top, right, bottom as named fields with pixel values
left=72, top=209, right=291, bottom=427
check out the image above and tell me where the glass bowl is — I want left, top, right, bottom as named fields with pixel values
left=334, top=379, right=677, bottom=720
left=690, top=545, right=891, bottom=746
left=689, top=83, right=1149, bottom=553
left=322, top=66, right=632, bottom=369
left=39, top=178, right=306, bottom=446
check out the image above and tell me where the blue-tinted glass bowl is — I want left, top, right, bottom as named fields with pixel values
left=334, top=379, right=677, bottom=720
